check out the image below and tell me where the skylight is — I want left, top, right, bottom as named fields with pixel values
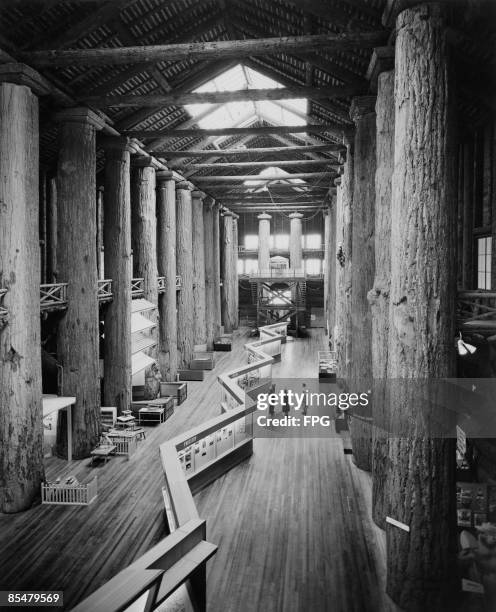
left=184, top=64, right=307, bottom=132
left=243, top=167, right=305, bottom=191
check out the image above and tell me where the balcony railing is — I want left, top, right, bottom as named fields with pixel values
left=97, top=279, right=113, bottom=302
left=40, top=283, right=68, bottom=311
left=176, top=275, right=182, bottom=290
left=457, top=290, right=496, bottom=332
left=131, top=277, right=144, bottom=298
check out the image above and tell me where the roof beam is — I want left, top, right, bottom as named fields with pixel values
left=173, top=159, right=338, bottom=171
left=149, top=144, right=343, bottom=158
left=21, top=32, right=388, bottom=68
left=193, top=172, right=334, bottom=182
left=83, top=84, right=364, bottom=108
left=125, top=124, right=346, bottom=139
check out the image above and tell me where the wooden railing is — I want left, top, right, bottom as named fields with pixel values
left=97, top=279, right=112, bottom=302
left=131, top=277, right=144, bottom=297
left=457, top=290, right=496, bottom=332
left=73, top=320, right=287, bottom=612
left=40, top=283, right=68, bottom=311
left=176, top=274, right=182, bottom=290
left=41, top=478, right=98, bottom=506
left=157, top=276, right=166, bottom=292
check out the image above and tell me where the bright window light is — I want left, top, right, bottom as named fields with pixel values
left=273, top=234, right=289, bottom=250
left=305, top=258, right=322, bottom=274
left=244, top=234, right=258, bottom=250
left=244, top=258, right=258, bottom=274
left=304, top=234, right=322, bottom=249
left=184, top=64, right=308, bottom=133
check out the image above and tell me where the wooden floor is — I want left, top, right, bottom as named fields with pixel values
left=195, top=331, right=399, bottom=612
left=0, top=329, right=252, bottom=610
left=0, top=328, right=397, bottom=612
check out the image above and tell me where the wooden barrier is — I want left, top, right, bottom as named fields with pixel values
left=41, top=478, right=98, bottom=506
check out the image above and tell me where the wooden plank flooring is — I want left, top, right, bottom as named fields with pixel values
left=0, top=329, right=252, bottom=610
left=195, top=332, right=399, bottom=612
left=0, top=329, right=397, bottom=612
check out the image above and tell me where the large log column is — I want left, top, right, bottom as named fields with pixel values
left=327, top=196, right=337, bottom=347
left=335, top=143, right=354, bottom=380
left=324, top=209, right=330, bottom=320
left=204, top=198, right=217, bottom=349
left=367, top=50, right=395, bottom=530
left=192, top=191, right=207, bottom=346
left=257, top=213, right=271, bottom=272
left=102, top=137, right=132, bottom=413
left=96, top=186, right=105, bottom=280
left=46, top=175, right=57, bottom=283
left=232, top=215, right=239, bottom=329
left=347, top=96, right=376, bottom=473
left=461, top=139, right=474, bottom=288
left=131, top=157, right=159, bottom=399
left=55, top=108, right=104, bottom=458
left=156, top=171, right=178, bottom=382
left=0, top=71, right=44, bottom=513
left=386, top=5, right=457, bottom=609
left=176, top=182, right=194, bottom=368
left=289, top=212, right=304, bottom=271
left=221, top=211, right=237, bottom=333
left=212, top=203, right=222, bottom=338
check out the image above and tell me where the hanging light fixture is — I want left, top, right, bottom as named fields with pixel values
left=457, top=332, right=477, bottom=356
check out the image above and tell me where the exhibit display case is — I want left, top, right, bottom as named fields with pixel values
left=318, top=350, right=337, bottom=380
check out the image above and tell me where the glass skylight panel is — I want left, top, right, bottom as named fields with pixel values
left=183, top=64, right=308, bottom=133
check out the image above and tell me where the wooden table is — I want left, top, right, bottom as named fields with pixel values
left=115, top=415, right=137, bottom=429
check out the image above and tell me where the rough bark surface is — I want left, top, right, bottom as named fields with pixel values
left=203, top=200, right=216, bottom=349
left=46, top=176, right=57, bottom=283
left=348, top=103, right=376, bottom=473
left=212, top=204, right=222, bottom=336
left=335, top=145, right=353, bottom=380
left=96, top=186, right=104, bottom=280
left=103, top=142, right=132, bottom=413
left=257, top=214, right=271, bottom=272
left=221, top=213, right=236, bottom=332
left=324, top=210, right=330, bottom=325
left=176, top=186, right=194, bottom=368
left=327, top=199, right=337, bottom=346
left=462, top=140, right=474, bottom=288
left=192, top=192, right=207, bottom=345
left=157, top=176, right=178, bottom=381
left=386, top=6, right=457, bottom=610
left=232, top=217, right=239, bottom=329
left=56, top=119, right=101, bottom=458
left=131, top=163, right=158, bottom=399
left=0, top=83, right=44, bottom=513
left=368, top=70, right=394, bottom=529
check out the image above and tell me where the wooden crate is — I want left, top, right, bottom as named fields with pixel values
left=213, top=339, right=231, bottom=351
left=190, top=352, right=215, bottom=370
left=160, top=382, right=187, bottom=405
left=178, top=369, right=205, bottom=381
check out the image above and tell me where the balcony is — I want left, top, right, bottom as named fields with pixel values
left=457, top=290, right=496, bottom=334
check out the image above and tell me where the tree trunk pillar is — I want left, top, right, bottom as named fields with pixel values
left=96, top=185, right=104, bottom=280
left=335, top=144, right=354, bottom=380
left=102, top=136, right=133, bottom=413
left=289, top=212, right=304, bottom=271
left=232, top=215, right=239, bottom=329
left=221, top=211, right=236, bottom=333
left=348, top=97, right=377, bottom=473
left=192, top=191, right=207, bottom=346
left=131, top=157, right=159, bottom=399
left=156, top=171, right=178, bottom=382
left=55, top=108, right=105, bottom=458
left=324, top=208, right=330, bottom=321
left=462, top=140, right=474, bottom=288
left=367, top=51, right=395, bottom=530
left=257, top=213, right=271, bottom=272
left=386, top=5, right=457, bottom=609
left=204, top=198, right=217, bottom=350
left=176, top=182, right=194, bottom=368
left=0, top=75, right=44, bottom=513
left=328, top=197, right=337, bottom=347
left=46, top=176, right=57, bottom=283
left=212, top=203, right=222, bottom=337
